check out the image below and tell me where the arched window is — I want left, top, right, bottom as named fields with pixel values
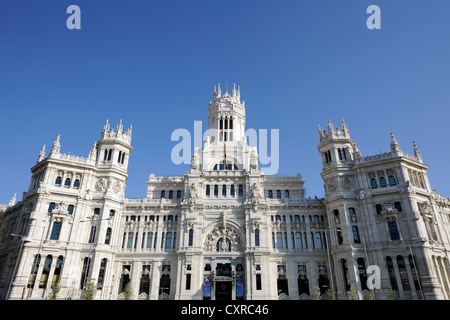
left=295, top=232, right=302, bottom=249
left=230, top=185, right=235, bottom=196
left=352, top=226, right=360, bottom=243
left=177, top=190, right=182, bottom=199
left=73, top=179, right=80, bottom=188
left=165, top=232, right=173, bottom=249
left=39, top=255, right=53, bottom=289
left=139, top=265, right=151, bottom=295
left=268, top=190, right=273, bottom=199
left=206, top=185, right=210, bottom=196
left=222, top=185, right=227, bottom=196
left=397, top=256, right=410, bottom=290
left=276, top=232, right=283, bottom=249
left=238, top=185, right=243, bottom=197
left=386, top=256, right=398, bottom=290
left=80, top=257, right=91, bottom=289
left=214, top=185, right=219, bottom=196
left=394, top=202, right=402, bottom=212
left=216, top=238, right=231, bottom=252
left=146, top=232, right=153, bottom=248
left=68, top=205, right=74, bottom=215
left=315, top=232, right=322, bottom=249
left=168, top=190, right=173, bottom=199
left=389, top=175, right=396, bottom=185
left=127, top=232, right=134, bottom=248
left=379, top=176, right=387, bottom=187
left=52, top=256, right=64, bottom=287
left=161, top=190, right=165, bottom=199
left=370, top=178, right=377, bottom=188
left=55, top=176, right=62, bottom=185
left=97, top=258, right=107, bottom=289
left=89, top=226, right=97, bottom=243
left=50, top=222, right=62, bottom=240
left=297, top=265, right=309, bottom=295
left=105, top=227, right=112, bottom=245
left=255, top=229, right=260, bottom=247
left=357, top=258, right=368, bottom=290
left=285, top=190, right=290, bottom=198
left=64, top=178, right=71, bottom=187
left=276, top=190, right=281, bottom=199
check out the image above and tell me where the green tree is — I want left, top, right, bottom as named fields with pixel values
left=325, top=288, right=335, bottom=300
left=347, top=285, right=359, bottom=300
left=312, top=287, right=321, bottom=300
left=388, top=287, right=400, bottom=300
left=123, top=282, right=133, bottom=300
left=82, top=282, right=96, bottom=300
left=49, top=281, right=61, bottom=300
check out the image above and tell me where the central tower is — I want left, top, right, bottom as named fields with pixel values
left=208, top=83, right=246, bottom=146
left=197, top=83, right=256, bottom=172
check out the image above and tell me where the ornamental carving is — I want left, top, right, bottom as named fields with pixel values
left=204, top=226, right=241, bottom=252
left=96, top=178, right=107, bottom=191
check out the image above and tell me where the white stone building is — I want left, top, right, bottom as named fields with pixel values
left=0, top=84, right=449, bottom=300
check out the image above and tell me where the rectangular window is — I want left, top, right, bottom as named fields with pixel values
left=50, top=222, right=62, bottom=240
left=186, top=274, right=191, bottom=290
left=127, top=232, right=134, bottom=248
left=388, top=221, right=400, bottom=240
left=256, top=274, right=262, bottom=290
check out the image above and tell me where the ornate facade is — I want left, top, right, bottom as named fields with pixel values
left=0, top=84, right=450, bottom=300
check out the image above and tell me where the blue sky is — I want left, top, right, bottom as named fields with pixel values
left=1, top=0, right=449, bottom=203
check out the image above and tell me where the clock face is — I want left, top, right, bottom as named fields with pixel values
left=223, top=103, right=231, bottom=110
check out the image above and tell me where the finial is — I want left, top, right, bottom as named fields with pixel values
left=413, top=141, right=422, bottom=160
left=232, top=83, right=236, bottom=97
left=117, top=119, right=123, bottom=134
left=50, top=134, right=61, bottom=154
left=217, top=83, right=221, bottom=97
left=390, top=132, right=400, bottom=152
left=103, top=119, right=110, bottom=133
left=340, top=118, right=349, bottom=136
left=88, top=142, right=98, bottom=160
left=327, top=118, right=334, bottom=132
left=38, top=144, right=46, bottom=162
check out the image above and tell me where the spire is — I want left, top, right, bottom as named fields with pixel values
left=390, top=132, right=401, bottom=153
left=88, top=142, right=98, bottom=160
left=318, top=123, right=324, bottom=141
left=327, top=118, right=334, bottom=133
left=341, top=118, right=349, bottom=136
left=103, top=119, right=110, bottom=134
left=413, top=141, right=422, bottom=161
left=217, top=83, right=221, bottom=98
left=8, top=193, right=16, bottom=207
left=37, top=144, right=46, bottom=163
left=50, top=134, right=61, bottom=154
left=117, top=119, right=123, bottom=135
